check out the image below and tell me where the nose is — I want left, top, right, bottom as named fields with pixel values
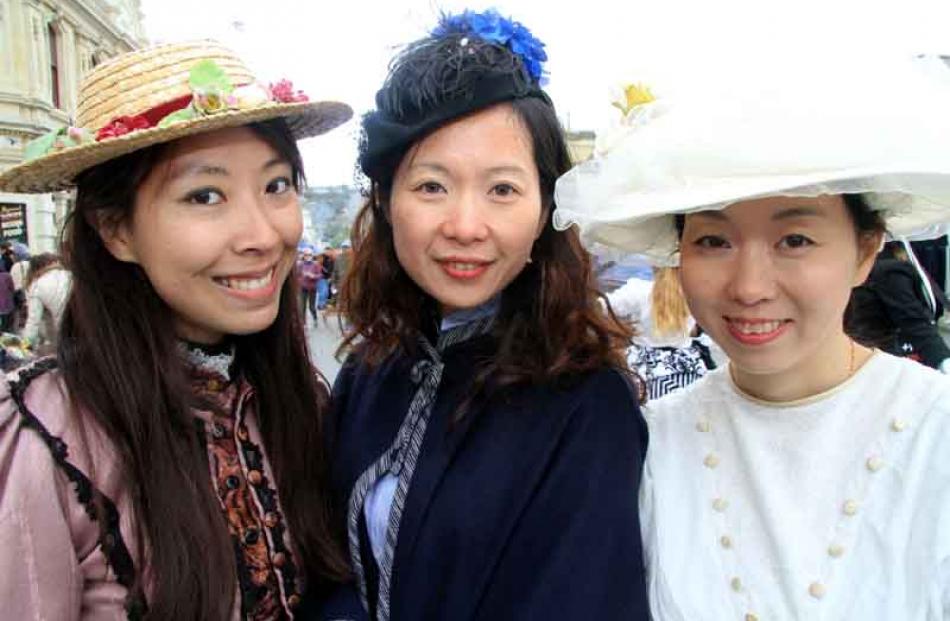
left=231, top=191, right=287, bottom=255
left=727, top=244, right=777, bottom=305
left=439, top=191, right=489, bottom=244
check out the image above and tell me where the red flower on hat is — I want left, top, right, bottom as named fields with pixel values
left=96, top=114, right=152, bottom=141
left=269, top=80, right=309, bottom=103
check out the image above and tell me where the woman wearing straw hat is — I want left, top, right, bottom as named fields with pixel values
left=0, top=42, right=353, bottom=619
left=323, top=10, right=649, bottom=620
left=555, top=56, right=950, bottom=619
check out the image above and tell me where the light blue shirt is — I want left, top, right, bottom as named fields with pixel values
left=363, top=296, right=501, bottom=566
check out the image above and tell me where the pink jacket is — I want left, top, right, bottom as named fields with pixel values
left=0, top=360, right=302, bottom=619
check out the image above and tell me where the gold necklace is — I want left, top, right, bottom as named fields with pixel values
left=848, top=338, right=856, bottom=378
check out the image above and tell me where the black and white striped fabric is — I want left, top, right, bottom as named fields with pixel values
left=346, top=316, right=494, bottom=620
left=629, top=341, right=711, bottom=400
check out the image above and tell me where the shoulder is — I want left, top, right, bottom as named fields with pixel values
left=569, top=366, right=642, bottom=408
left=2, top=358, right=120, bottom=486
left=870, top=352, right=950, bottom=416
left=547, top=367, right=647, bottom=449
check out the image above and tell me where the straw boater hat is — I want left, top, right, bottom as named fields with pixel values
left=0, top=40, right=352, bottom=194
left=553, top=55, right=950, bottom=265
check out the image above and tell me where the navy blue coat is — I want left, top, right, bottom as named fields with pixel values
left=314, top=333, right=650, bottom=620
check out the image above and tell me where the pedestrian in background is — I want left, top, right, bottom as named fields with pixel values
left=847, top=239, right=950, bottom=371
left=9, top=244, right=30, bottom=330
left=297, top=246, right=320, bottom=321
left=317, top=247, right=334, bottom=310
left=607, top=266, right=715, bottom=398
left=0, top=262, right=16, bottom=332
left=21, top=252, right=71, bottom=350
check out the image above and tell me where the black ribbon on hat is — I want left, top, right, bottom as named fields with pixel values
left=359, top=73, right=551, bottom=182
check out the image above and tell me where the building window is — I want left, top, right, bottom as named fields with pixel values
left=48, top=24, right=60, bottom=108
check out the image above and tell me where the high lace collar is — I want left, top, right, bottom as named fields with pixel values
left=178, top=340, right=236, bottom=382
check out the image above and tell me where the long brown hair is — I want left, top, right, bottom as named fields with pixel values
left=650, top=266, right=689, bottom=337
left=339, top=98, right=638, bottom=401
left=58, top=119, right=348, bottom=619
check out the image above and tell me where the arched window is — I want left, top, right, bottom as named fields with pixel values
left=48, top=23, right=60, bottom=108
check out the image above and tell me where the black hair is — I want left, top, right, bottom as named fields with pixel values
left=359, top=32, right=548, bottom=185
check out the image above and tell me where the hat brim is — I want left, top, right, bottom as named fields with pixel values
left=0, top=100, right=352, bottom=193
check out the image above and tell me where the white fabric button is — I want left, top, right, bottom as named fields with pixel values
left=704, top=453, right=720, bottom=468
left=720, top=535, right=733, bottom=549
left=866, top=456, right=884, bottom=472
left=843, top=499, right=859, bottom=516
left=828, top=543, right=845, bottom=558
left=809, top=582, right=827, bottom=599
left=696, top=419, right=711, bottom=432
left=712, top=497, right=729, bottom=512
left=891, top=419, right=907, bottom=432
left=731, top=577, right=743, bottom=592
left=745, top=615, right=759, bottom=621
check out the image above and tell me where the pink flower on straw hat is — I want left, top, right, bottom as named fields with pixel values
left=270, top=79, right=309, bottom=103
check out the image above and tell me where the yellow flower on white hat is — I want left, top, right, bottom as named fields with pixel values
left=611, top=83, right=656, bottom=117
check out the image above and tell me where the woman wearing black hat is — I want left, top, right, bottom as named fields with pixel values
left=321, top=10, right=649, bottom=621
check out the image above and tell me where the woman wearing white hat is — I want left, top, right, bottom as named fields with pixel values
left=556, top=56, right=950, bottom=620
left=0, top=42, right=352, bottom=619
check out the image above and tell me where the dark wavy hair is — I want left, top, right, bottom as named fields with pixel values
left=59, top=119, right=349, bottom=619
left=340, top=34, right=638, bottom=403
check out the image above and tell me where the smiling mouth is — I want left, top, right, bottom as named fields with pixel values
left=727, top=319, right=790, bottom=335
left=213, top=268, right=275, bottom=291
left=444, top=261, right=487, bottom=271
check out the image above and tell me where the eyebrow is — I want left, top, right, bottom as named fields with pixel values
left=407, top=162, right=528, bottom=177
left=771, top=206, right=825, bottom=221
left=168, top=157, right=288, bottom=182
left=690, top=205, right=825, bottom=222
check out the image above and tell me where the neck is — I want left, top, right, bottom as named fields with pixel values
left=730, top=332, right=870, bottom=403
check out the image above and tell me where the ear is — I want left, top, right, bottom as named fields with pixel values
left=853, top=230, right=884, bottom=286
left=91, top=212, right=139, bottom=263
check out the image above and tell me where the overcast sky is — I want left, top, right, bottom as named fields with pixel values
left=139, top=0, right=950, bottom=186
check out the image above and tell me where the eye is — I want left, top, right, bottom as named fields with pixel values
left=693, top=235, right=731, bottom=249
left=778, top=234, right=815, bottom=249
left=185, top=188, right=224, bottom=205
left=490, top=183, right=519, bottom=198
left=266, top=176, right=293, bottom=195
left=414, top=181, right=446, bottom=195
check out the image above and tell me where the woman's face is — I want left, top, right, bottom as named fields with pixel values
left=679, top=195, right=880, bottom=397
left=104, top=126, right=302, bottom=344
left=389, top=103, right=545, bottom=315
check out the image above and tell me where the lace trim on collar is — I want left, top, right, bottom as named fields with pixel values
left=178, top=342, right=236, bottom=382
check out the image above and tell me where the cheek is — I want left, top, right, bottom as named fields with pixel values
left=678, top=257, right=720, bottom=310
left=791, top=263, right=856, bottom=319
left=389, top=202, right=431, bottom=268
left=280, top=205, right=304, bottom=246
left=500, top=206, right=544, bottom=256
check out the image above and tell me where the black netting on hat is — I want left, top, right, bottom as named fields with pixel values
left=358, top=33, right=549, bottom=184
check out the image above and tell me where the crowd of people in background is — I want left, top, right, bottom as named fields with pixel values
left=295, top=241, right=353, bottom=324
left=0, top=241, right=73, bottom=365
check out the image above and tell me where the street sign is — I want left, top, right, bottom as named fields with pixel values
left=0, top=203, right=27, bottom=244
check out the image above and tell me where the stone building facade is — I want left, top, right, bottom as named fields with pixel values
left=0, top=0, right=145, bottom=251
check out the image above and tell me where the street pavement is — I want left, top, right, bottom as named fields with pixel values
left=307, top=310, right=346, bottom=385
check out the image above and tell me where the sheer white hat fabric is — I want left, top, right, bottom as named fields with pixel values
left=553, top=55, right=950, bottom=265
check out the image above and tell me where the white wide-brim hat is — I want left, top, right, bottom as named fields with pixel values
left=553, top=55, right=950, bottom=265
left=0, top=41, right=352, bottom=194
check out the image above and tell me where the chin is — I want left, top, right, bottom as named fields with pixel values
left=226, top=308, right=282, bottom=336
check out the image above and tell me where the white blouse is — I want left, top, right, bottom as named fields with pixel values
left=641, top=352, right=950, bottom=621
